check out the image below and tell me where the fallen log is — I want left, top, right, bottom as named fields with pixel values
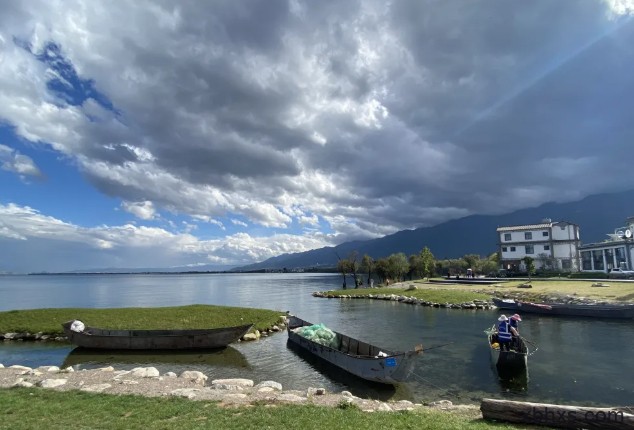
left=480, top=398, right=634, bottom=429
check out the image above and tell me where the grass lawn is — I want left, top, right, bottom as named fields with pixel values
left=0, top=305, right=284, bottom=335
left=0, top=388, right=523, bottom=430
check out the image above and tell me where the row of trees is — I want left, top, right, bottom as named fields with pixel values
left=336, top=248, right=502, bottom=288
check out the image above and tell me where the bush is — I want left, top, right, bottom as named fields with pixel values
left=568, top=272, right=609, bottom=279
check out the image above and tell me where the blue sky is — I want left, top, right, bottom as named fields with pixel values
left=1, top=1, right=634, bottom=273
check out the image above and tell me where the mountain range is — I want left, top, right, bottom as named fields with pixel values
left=234, top=189, right=634, bottom=271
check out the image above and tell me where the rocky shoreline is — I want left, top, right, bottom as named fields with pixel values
left=312, top=291, right=496, bottom=310
left=0, top=363, right=476, bottom=414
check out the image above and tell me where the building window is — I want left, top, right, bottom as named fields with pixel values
left=504, top=233, right=511, bottom=241
left=592, top=250, right=604, bottom=271
left=562, top=259, right=572, bottom=270
left=581, top=251, right=592, bottom=270
left=525, top=232, right=532, bottom=240
left=543, top=245, right=550, bottom=251
left=525, top=245, right=534, bottom=254
left=605, top=248, right=614, bottom=270
left=510, top=246, right=516, bottom=252
left=542, top=231, right=549, bottom=237
left=502, top=247, right=507, bottom=252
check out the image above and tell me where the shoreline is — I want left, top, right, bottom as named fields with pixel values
left=0, top=363, right=475, bottom=414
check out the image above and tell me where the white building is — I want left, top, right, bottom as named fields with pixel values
left=497, top=219, right=580, bottom=272
left=579, top=216, right=634, bottom=273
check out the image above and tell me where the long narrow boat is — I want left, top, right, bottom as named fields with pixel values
left=286, top=315, right=422, bottom=384
left=493, top=298, right=634, bottom=319
left=486, top=324, right=529, bottom=376
left=62, top=320, right=253, bottom=350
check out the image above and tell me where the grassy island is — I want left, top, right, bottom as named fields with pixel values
left=322, top=278, right=634, bottom=304
left=0, top=304, right=285, bottom=335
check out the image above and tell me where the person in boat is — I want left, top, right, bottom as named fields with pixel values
left=497, top=315, right=513, bottom=351
left=509, top=313, right=522, bottom=349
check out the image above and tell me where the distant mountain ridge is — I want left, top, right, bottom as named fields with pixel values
left=235, top=189, right=634, bottom=271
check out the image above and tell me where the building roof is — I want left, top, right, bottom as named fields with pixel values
left=496, top=221, right=576, bottom=232
left=497, top=223, right=552, bottom=232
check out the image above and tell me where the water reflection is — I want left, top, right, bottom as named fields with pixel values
left=62, top=346, right=250, bottom=371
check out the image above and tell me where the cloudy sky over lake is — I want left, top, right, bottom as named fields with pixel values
left=1, top=0, right=633, bottom=273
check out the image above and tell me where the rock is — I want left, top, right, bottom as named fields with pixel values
left=42, top=366, right=60, bottom=373
left=81, top=383, right=112, bottom=393
left=96, top=366, right=115, bottom=372
left=180, top=371, right=207, bottom=385
left=11, top=378, right=33, bottom=388
left=270, top=325, right=281, bottom=332
left=242, top=333, right=258, bottom=341
left=59, top=367, right=75, bottom=373
left=9, top=365, right=32, bottom=372
left=212, top=384, right=245, bottom=391
left=427, top=400, right=453, bottom=408
left=170, top=388, right=200, bottom=399
left=164, top=372, right=177, bottom=378
left=212, top=378, right=253, bottom=387
left=130, top=367, right=159, bottom=378
left=38, top=378, right=68, bottom=388
left=255, top=381, right=282, bottom=391
left=341, top=391, right=353, bottom=397
left=406, top=285, right=417, bottom=291
left=377, top=403, right=393, bottom=412
left=118, top=380, right=139, bottom=385
left=257, top=386, right=275, bottom=393
left=222, top=393, right=248, bottom=401
left=4, top=333, right=19, bottom=340
left=307, top=387, right=326, bottom=396
left=277, top=393, right=306, bottom=403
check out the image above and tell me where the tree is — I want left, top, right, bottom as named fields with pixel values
left=536, top=253, right=556, bottom=272
left=462, top=254, right=481, bottom=275
left=336, top=259, right=350, bottom=289
left=409, top=254, right=424, bottom=280
left=420, top=247, right=436, bottom=280
left=347, top=251, right=360, bottom=288
left=387, top=253, right=410, bottom=282
left=374, top=258, right=389, bottom=285
left=360, top=254, right=374, bottom=286
left=523, top=256, right=536, bottom=281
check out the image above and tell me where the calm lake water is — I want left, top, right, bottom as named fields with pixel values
left=1, top=273, right=632, bottom=406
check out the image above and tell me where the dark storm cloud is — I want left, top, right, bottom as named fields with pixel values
left=2, top=0, right=634, bottom=243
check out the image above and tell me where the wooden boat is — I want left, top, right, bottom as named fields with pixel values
left=493, top=298, right=634, bottom=319
left=286, top=315, right=422, bottom=384
left=62, top=320, right=253, bottom=350
left=486, top=324, right=529, bottom=375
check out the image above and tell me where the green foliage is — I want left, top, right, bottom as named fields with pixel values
left=387, top=253, right=409, bottom=282
left=523, top=256, right=536, bottom=280
left=0, top=388, right=514, bottom=430
left=360, top=254, right=374, bottom=285
left=420, top=247, right=436, bottom=279
left=0, top=305, right=283, bottom=334
left=568, top=272, right=608, bottom=279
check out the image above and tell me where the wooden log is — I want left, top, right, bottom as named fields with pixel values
left=480, top=398, right=634, bottom=429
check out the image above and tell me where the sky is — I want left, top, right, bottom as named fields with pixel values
left=1, top=1, right=634, bottom=273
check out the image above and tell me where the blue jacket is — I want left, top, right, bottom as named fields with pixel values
left=510, top=319, right=519, bottom=331
left=498, top=321, right=512, bottom=342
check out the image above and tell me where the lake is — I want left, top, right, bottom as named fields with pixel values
left=0, top=272, right=632, bottom=405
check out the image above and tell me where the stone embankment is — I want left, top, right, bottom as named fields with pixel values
left=312, top=291, right=496, bottom=310
left=0, top=364, right=475, bottom=414
left=1, top=323, right=285, bottom=343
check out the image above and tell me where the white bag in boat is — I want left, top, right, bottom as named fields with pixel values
left=70, top=320, right=85, bottom=333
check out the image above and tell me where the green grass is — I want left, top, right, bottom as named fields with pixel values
left=324, top=288, right=491, bottom=304
left=0, top=388, right=521, bottom=430
left=0, top=305, right=284, bottom=335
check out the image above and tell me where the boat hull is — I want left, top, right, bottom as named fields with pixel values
left=493, top=298, right=634, bottom=319
left=287, top=316, right=420, bottom=384
left=62, top=321, right=253, bottom=350
left=487, top=325, right=528, bottom=377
